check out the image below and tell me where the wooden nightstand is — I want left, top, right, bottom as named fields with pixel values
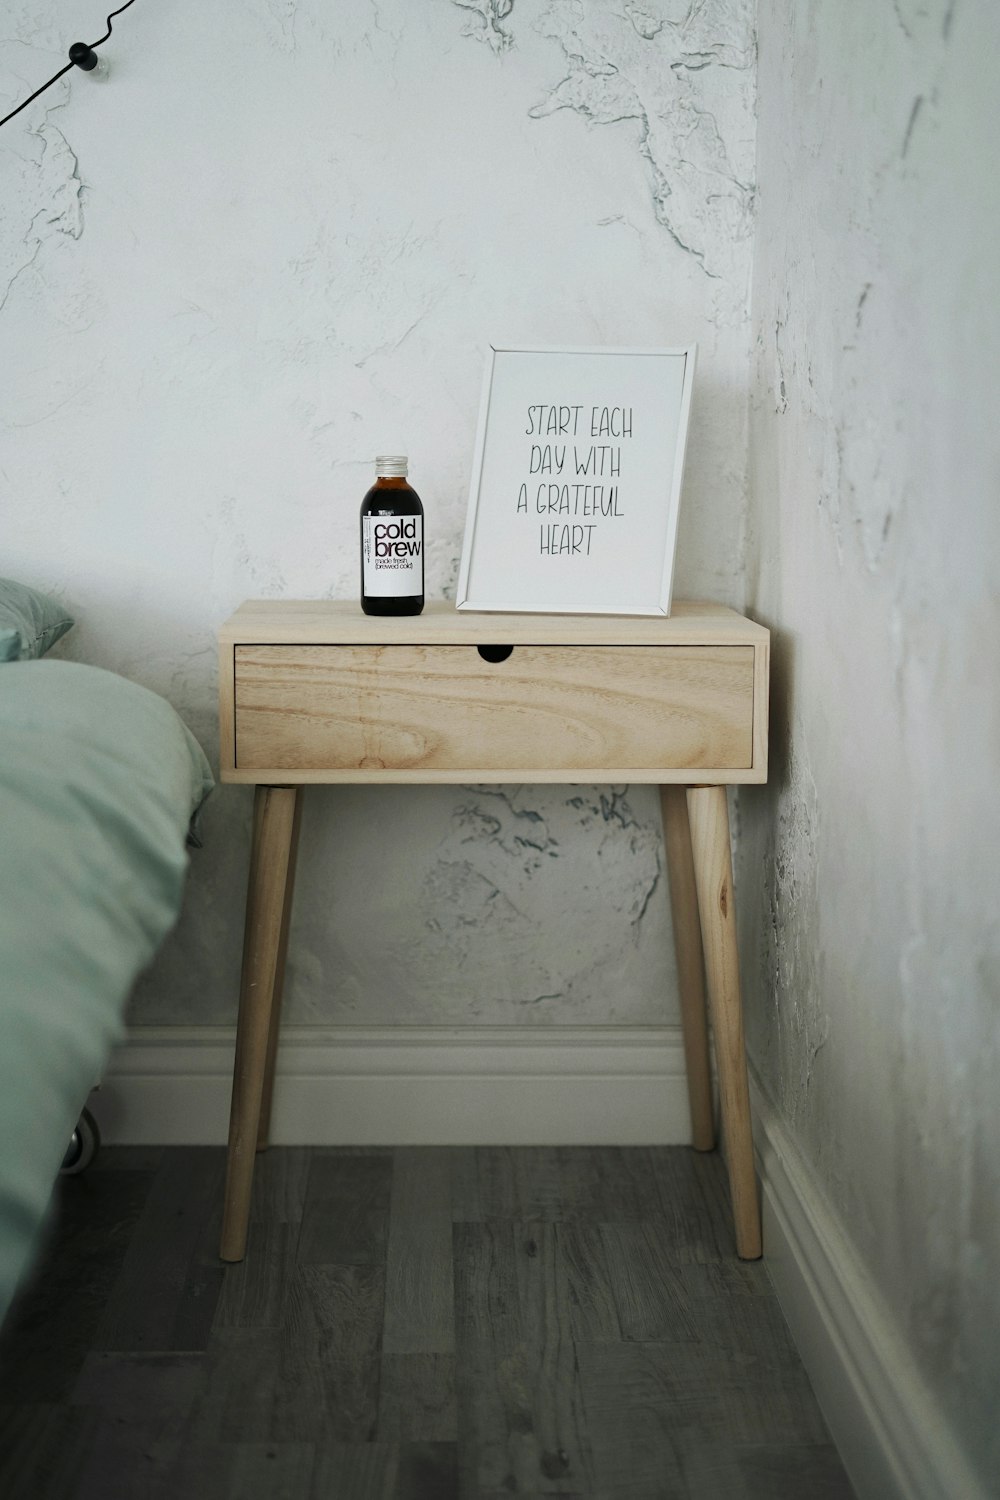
left=217, top=599, right=769, bottom=1261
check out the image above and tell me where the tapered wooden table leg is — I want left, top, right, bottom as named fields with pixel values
left=660, top=785, right=714, bottom=1152
left=220, top=785, right=301, bottom=1262
left=256, top=788, right=303, bottom=1153
left=687, top=785, right=762, bottom=1260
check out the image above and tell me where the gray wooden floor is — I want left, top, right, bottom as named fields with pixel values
left=0, top=1146, right=854, bottom=1499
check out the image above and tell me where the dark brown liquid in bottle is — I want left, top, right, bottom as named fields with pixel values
left=360, top=474, right=424, bottom=616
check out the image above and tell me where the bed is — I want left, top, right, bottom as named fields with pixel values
left=0, top=580, right=213, bottom=1324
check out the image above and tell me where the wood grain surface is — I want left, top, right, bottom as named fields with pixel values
left=220, top=597, right=770, bottom=648
left=0, top=1146, right=854, bottom=1500
left=233, top=643, right=755, bottom=777
left=218, top=598, right=769, bottom=785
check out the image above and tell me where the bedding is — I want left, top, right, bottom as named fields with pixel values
left=0, top=659, right=213, bottom=1323
left=0, top=576, right=74, bottom=661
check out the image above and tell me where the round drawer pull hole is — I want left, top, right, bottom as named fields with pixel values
left=477, top=644, right=514, bottom=664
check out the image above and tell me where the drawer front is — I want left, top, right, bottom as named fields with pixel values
left=233, top=644, right=755, bottom=776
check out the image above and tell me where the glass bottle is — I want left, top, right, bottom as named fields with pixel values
left=360, top=455, right=425, bottom=616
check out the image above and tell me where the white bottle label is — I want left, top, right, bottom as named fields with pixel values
left=362, top=514, right=423, bottom=596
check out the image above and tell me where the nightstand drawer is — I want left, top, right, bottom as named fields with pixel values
left=232, top=643, right=755, bottom=779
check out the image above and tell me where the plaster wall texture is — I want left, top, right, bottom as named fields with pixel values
left=741, top=0, right=1000, bottom=1483
left=1, top=1, right=756, bottom=1029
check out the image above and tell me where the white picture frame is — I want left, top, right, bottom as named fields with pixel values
left=456, top=344, right=696, bottom=616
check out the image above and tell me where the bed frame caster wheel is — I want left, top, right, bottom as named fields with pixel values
left=61, top=1106, right=101, bottom=1175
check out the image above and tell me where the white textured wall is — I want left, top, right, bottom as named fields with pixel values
left=1, top=1, right=755, bottom=1028
left=741, top=0, right=1000, bottom=1485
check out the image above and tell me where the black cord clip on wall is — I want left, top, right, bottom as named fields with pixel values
left=68, top=43, right=102, bottom=73
left=0, top=0, right=140, bottom=130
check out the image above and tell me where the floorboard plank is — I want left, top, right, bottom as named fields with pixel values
left=650, top=1146, right=743, bottom=1264
left=165, top=1440, right=317, bottom=1500
left=395, top=1441, right=459, bottom=1500
left=297, top=1153, right=392, bottom=1266
left=453, top=1218, right=529, bottom=1496
left=553, top=1222, right=622, bottom=1344
left=695, top=1284, right=810, bottom=1371
left=90, top=1146, right=165, bottom=1173
left=576, top=1339, right=704, bottom=1497
left=378, top=1352, right=457, bottom=1442
left=308, top=1442, right=397, bottom=1500
left=249, top=1146, right=312, bottom=1225
left=71, top=1349, right=209, bottom=1437
left=578, top=1337, right=831, bottom=1462
left=512, top=1222, right=595, bottom=1495
left=213, top=1222, right=299, bottom=1330
left=382, top=1148, right=455, bottom=1355
left=93, top=1149, right=225, bottom=1354
left=69, top=1432, right=316, bottom=1500
left=0, top=1170, right=154, bottom=1400
left=270, top=1263, right=385, bottom=1442
left=448, top=1147, right=483, bottom=1223
left=190, top=1329, right=282, bottom=1444
left=599, top=1220, right=699, bottom=1342
left=454, top=1220, right=593, bottom=1497
left=0, top=1403, right=98, bottom=1500
left=468, top=1146, right=662, bottom=1226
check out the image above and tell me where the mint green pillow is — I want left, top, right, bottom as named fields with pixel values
left=0, top=578, right=74, bottom=662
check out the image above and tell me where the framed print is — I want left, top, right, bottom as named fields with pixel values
left=456, top=344, right=696, bottom=616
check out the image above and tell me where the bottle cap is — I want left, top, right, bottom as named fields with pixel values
left=375, top=454, right=408, bottom=477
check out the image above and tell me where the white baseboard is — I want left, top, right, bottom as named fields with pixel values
left=751, top=1071, right=987, bottom=1500
left=92, top=1024, right=694, bottom=1147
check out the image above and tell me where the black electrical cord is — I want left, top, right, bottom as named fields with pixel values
left=0, top=0, right=140, bottom=130
left=0, top=59, right=74, bottom=127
